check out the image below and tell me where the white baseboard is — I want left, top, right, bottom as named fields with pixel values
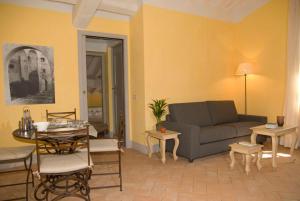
left=131, top=141, right=159, bottom=154
left=126, top=140, right=133, bottom=148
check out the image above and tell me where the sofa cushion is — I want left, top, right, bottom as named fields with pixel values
left=169, top=102, right=213, bottom=126
left=199, top=125, right=237, bottom=144
left=207, top=101, right=238, bottom=125
left=223, top=121, right=262, bottom=137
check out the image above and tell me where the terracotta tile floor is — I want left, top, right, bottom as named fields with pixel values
left=1, top=143, right=300, bottom=201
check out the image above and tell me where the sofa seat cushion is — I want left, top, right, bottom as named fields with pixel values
left=223, top=121, right=262, bottom=137
left=199, top=125, right=237, bottom=144
left=169, top=102, right=213, bottom=126
left=207, top=101, right=238, bottom=125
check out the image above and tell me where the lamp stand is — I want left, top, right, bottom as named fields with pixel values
left=244, top=74, right=247, bottom=114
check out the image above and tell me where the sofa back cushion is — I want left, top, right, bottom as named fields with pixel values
left=207, top=100, right=238, bottom=125
left=168, top=102, right=213, bottom=126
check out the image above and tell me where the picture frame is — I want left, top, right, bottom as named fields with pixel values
left=3, top=43, right=55, bottom=104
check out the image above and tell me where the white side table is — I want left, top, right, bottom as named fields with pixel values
left=229, top=143, right=263, bottom=175
left=251, top=125, right=298, bottom=168
left=145, top=130, right=180, bottom=164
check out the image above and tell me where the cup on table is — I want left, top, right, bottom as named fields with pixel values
left=277, top=116, right=284, bottom=127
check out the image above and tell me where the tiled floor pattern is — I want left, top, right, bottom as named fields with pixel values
left=1, top=143, right=300, bottom=201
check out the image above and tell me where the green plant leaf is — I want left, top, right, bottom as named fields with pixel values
left=148, top=99, right=168, bottom=123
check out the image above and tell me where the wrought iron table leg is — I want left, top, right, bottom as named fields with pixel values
left=25, top=153, right=33, bottom=201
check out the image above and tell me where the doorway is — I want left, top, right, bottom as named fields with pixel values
left=86, top=49, right=108, bottom=134
left=78, top=31, right=128, bottom=146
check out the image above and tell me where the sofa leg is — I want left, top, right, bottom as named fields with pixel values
left=189, top=159, right=194, bottom=163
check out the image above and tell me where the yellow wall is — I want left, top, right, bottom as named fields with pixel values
left=142, top=5, right=238, bottom=140
left=129, top=1, right=288, bottom=145
left=0, top=0, right=289, bottom=148
left=130, top=7, right=147, bottom=144
left=235, top=0, right=288, bottom=122
left=0, top=3, right=130, bottom=146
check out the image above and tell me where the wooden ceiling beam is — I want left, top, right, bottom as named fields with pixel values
left=46, top=0, right=78, bottom=4
left=72, top=0, right=103, bottom=29
left=97, top=3, right=136, bottom=16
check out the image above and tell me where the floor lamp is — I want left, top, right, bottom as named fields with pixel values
left=236, top=63, right=253, bottom=114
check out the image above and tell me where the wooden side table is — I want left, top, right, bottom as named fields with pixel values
left=229, top=143, right=263, bottom=175
left=251, top=125, right=298, bottom=168
left=145, top=130, right=180, bottom=164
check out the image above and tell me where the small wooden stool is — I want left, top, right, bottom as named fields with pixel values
left=229, top=143, right=263, bottom=175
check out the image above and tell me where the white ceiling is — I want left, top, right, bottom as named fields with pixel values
left=0, top=0, right=271, bottom=28
left=144, top=0, right=271, bottom=22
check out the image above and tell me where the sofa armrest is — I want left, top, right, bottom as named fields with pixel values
left=161, top=121, right=200, bottom=159
left=238, top=114, right=267, bottom=124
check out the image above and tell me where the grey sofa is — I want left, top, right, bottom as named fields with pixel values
left=162, top=100, right=267, bottom=162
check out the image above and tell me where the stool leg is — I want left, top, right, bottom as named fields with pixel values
left=252, top=154, right=257, bottom=163
left=242, top=154, right=245, bottom=165
left=256, top=151, right=262, bottom=171
left=230, top=150, right=235, bottom=169
left=245, top=154, right=251, bottom=175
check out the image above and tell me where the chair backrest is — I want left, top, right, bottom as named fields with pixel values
left=46, top=108, right=77, bottom=122
left=116, top=114, right=125, bottom=147
left=35, top=126, right=90, bottom=172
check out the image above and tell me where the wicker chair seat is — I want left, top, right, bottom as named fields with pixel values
left=0, top=145, right=35, bottom=161
left=39, top=151, right=93, bottom=174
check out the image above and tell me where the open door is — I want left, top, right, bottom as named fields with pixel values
left=112, top=42, right=125, bottom=143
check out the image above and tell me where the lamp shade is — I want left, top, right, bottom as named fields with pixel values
left=235, top=62, right=253, bottom=75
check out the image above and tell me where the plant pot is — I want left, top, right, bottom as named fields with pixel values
left=156, top=122, right=162, bottom=131
left=159, top=127, right=166, bottom=133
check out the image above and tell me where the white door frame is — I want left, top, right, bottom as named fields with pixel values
left=77, top=30, right=131, bottom=148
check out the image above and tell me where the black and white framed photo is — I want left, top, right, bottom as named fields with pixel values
left=3, top=43, right=55, bottom=104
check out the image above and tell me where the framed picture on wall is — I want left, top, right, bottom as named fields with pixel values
left=3, top=43, right=55, bottom=104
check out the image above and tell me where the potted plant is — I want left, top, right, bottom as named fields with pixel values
left=148, top=99, right=168, bottom=131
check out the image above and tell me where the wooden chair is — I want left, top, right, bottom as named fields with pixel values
left=34, top=126, right=92, bottom=201
left=46, top=108, right=76, bottom=122
left=0, top=145, right=35, bottom=201
left=89, top=114, right=125, bottom=191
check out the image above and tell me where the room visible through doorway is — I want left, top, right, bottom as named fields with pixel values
left=84, top=36, right=125, bottom=142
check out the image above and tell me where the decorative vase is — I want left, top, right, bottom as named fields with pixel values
left=277, top=116, right=284, bottom=127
